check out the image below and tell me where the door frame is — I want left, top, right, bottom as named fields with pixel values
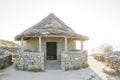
left=46, top=42, right=57, bottom=60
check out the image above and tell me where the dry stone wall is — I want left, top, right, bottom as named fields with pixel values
left=15, top=52, right=44, bottom=71
left=61, top=50, right=88, bottom=70
left=106, top=51, right=120, bottom=70
left=0, top=55, right=12, bottom=69
left=0, top=46, right=20, bottom=53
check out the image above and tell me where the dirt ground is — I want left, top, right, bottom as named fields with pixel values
left=0, top=56, right=119, bottom=80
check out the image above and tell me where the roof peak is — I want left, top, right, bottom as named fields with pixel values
left=49, top=13, right=55, bottom=16
left=46, top=13, right=57, bottom=19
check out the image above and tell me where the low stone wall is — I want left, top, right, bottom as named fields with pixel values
left=15, top=52, right=44, bottom=72
left=105, top=51, right=120, bottom=70
left=0, top=55, right=12, bottom=69
left=61, top=50, right=88, bottom=70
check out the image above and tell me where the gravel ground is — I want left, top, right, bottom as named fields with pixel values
left=0, top=56, right=119, bottom=80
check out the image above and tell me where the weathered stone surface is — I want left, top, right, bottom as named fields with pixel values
left=0, top=55, right=12, bottom=69
left=0, top=48, right=12, bottom=69
left=0, top=46, right=20, bottom=53
left=15, top=51, right=44, bottom=71
left=103, top=67, right=116, bottom=75
left=61, top=50, right=88, bottom=70
left=105, top=51, right=120, bottom=70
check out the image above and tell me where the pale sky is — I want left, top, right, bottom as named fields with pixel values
left=0, top=0, right=120, bottom=53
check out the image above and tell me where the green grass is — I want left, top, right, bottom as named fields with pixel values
left=0, top=65, right=7, bottom=69
left=65, top=64, right=89, bottom=71
left=15, top=65, right=44, bottom=72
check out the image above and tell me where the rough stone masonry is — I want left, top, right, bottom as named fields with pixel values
left=15, top=52, right=44, bottom=71
left=61, top=50, right=88, bottom=70
left=0, top=55, right=12, bottom=69
left=106, top=51, right=120, bottom=70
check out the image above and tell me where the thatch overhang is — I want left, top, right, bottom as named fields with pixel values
left=15, top=13, right=89, bottom=41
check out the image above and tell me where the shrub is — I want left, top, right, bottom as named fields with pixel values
left=93, top=54, right=106, bottom=62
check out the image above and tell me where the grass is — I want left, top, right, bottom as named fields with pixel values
left=0, top=65, right=7, bottom=69
left=0, top=63, right=12, bottom=70
left=65, top=64, right=89, bottom=71
left=15, top=65, right=44, bottom=72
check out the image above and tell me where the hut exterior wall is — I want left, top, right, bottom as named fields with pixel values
left=23, top=38, right=39, bottom=51
left=23, top=37, right=76, bottom=61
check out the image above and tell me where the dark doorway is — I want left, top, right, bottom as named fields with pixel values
left=46, top=42, right=57, bottom=60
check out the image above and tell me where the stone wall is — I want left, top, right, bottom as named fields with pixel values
left=61, top=50, right=88, bottom=70
left=106, top=51, right=120, bottom=70
left=15, top=52, right=44, bottom=71
left=0, top=55, right=12, bottom=69
left=0, top=46, right=20, bottom=53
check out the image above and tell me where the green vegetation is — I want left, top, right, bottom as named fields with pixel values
left=103, top=69, right=116, bottom=75
left=92, top=44, right=114, bottom=62
left=15, top=65, right=44, bottom=72
left=0, top=55, right=12, bottom=70
left=97, top=44, right=114, bottom=53
left=103, top=68, right=120, bottom=76
left=93, top=54, right=105, bottom=62
left=65, top=64, right=89, bottom=71
left=103, top=65, right=120, bottom=76
left=92, top=44, right=113, bottom=54
left=0, top=65, right=7, bottom=69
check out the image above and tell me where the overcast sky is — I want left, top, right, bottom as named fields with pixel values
left=0, top=0, right=120, bottom=52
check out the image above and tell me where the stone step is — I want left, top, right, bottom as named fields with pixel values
left=45, top=60, right=61, bottom=70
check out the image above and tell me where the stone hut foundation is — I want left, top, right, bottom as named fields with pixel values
left=15, top=50, right=88, bottom=71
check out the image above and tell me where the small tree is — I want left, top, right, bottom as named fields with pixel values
left=92, top=44, right=113, bottom=61
left=98, top=44, right=113, bottom=53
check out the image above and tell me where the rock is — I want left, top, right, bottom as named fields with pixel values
left=0, top=55, right=12, bottom=69
left=105, top=51, right=120, bottom=70
left=103, top=67, right=116, bottom=75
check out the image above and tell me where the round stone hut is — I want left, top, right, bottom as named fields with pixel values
left=15, top=13, right=89, bottom=71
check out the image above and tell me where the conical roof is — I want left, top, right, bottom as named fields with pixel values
left=15, top=13, right=89, bottom=41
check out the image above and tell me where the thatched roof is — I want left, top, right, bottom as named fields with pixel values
left=15, top=13, right=89, bottom=41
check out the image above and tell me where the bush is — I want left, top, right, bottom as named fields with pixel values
left=93, top=54, right=106, bottom=62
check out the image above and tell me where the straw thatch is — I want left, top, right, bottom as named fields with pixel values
left=15, top=13, right=89, bottom=41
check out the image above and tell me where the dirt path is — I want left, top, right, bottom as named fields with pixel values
left=88, top=56, right=120, bottom=80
